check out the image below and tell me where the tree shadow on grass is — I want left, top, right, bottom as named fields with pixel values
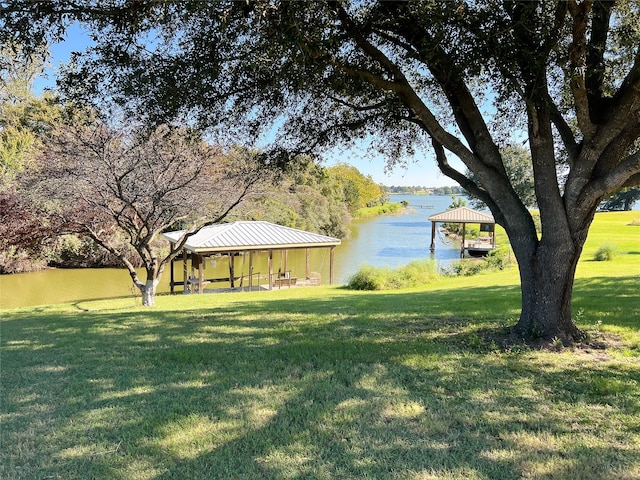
left=572, top=275, right=640, bottom=330
left=1, top=276, right=638, bottom=479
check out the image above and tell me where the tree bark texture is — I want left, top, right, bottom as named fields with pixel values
left=514, top=236, right=583, bottom=340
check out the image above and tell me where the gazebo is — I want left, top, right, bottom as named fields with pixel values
left=428, top=207, right=496, bottom=257
left=163, top=221, right=341, bottom=293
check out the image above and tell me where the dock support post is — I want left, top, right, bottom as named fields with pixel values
left=170, top=242, right=175, bottom=293
left=430, top=222, right=436, bottom=251
left=182, top=250, right=188, bottom=294
left=268, top=249, right=273, bottom=291
left=284, top=250, right=289, bottom=277
left=330, top=246, right=335, bottom=285
left=197, top=254, right=205, bottom=294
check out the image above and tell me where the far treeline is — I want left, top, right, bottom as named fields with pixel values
left=385, top=185, right=465, bottom=196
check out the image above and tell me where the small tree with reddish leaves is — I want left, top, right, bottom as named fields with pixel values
left=0, top=187, right=59, bottom=272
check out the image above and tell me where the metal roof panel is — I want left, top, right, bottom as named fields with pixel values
left=428, top=207, right=495, bottom=223
left=163, top=221, right=341, bottom=253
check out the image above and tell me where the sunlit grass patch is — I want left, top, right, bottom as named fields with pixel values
left=156, top=413, right=240, bottom=459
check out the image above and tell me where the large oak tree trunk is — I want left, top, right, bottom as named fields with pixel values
left=509, top=201, right=596, bottom=341
left=515, top=241, right=583, bottom=341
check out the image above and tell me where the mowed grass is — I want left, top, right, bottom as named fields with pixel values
left=1, top=211, right=639, bottom=479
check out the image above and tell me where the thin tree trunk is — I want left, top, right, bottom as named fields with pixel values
left=140, top=279, right=158, bottom=307
left=129, top=268, right=161, bottom=307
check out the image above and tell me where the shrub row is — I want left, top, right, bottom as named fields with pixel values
left=347, top=259, right=438, bottom=290
left=346, top=247, right=514, bottom=291
left=443, top=246, right=512, bottom=277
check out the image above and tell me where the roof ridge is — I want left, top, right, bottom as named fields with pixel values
left=212, top=221, right=237, bottom=234
left=428, top=206, right=495, bottom=223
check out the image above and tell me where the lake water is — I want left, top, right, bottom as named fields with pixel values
left=1, top=195, right=464, bottom=309
left=338, top=194, right=463, bottom=277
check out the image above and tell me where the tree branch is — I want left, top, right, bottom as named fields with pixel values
left=581, top=150, right=640, bottom=202
left=83, top=224, right=144, bottom=289
left=326, top=95, right=390, bottom=112
left=567, top=0, right=597, bottom=139
left=431, top=137, right=498, bottom=214
left=585, top=0, right=614, bottom=113
left=546, top=92, right=580, bottom=164
left=161, top=172, right=262, bottom=266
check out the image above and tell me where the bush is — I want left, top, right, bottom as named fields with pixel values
left=347, top=260, right=438, bottom=290
left=446, top=259, right=486, bottom=276
left=395, top=259, right=439, bottom=287
left=444, top=246, right=512, bottom=277
left=593, top=243, right=618, bottom=261
left=485, top=246, right=512, bottom=270
left=347, top=266, right=387, bottom=290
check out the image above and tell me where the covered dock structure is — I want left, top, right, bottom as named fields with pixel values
left=163, top=221, right=341, bottom=294
left=428, top=207, right=496, bottom=257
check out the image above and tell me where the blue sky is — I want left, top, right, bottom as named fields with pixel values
left=323, top=144, right=453, bottom=188
left=36, top=24, right=457, bottom=188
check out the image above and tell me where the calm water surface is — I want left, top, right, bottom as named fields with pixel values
left=1, top=195, right=463, bottom=309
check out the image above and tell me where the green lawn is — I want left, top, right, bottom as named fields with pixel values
left=1, top=211, right=639, bottom=479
